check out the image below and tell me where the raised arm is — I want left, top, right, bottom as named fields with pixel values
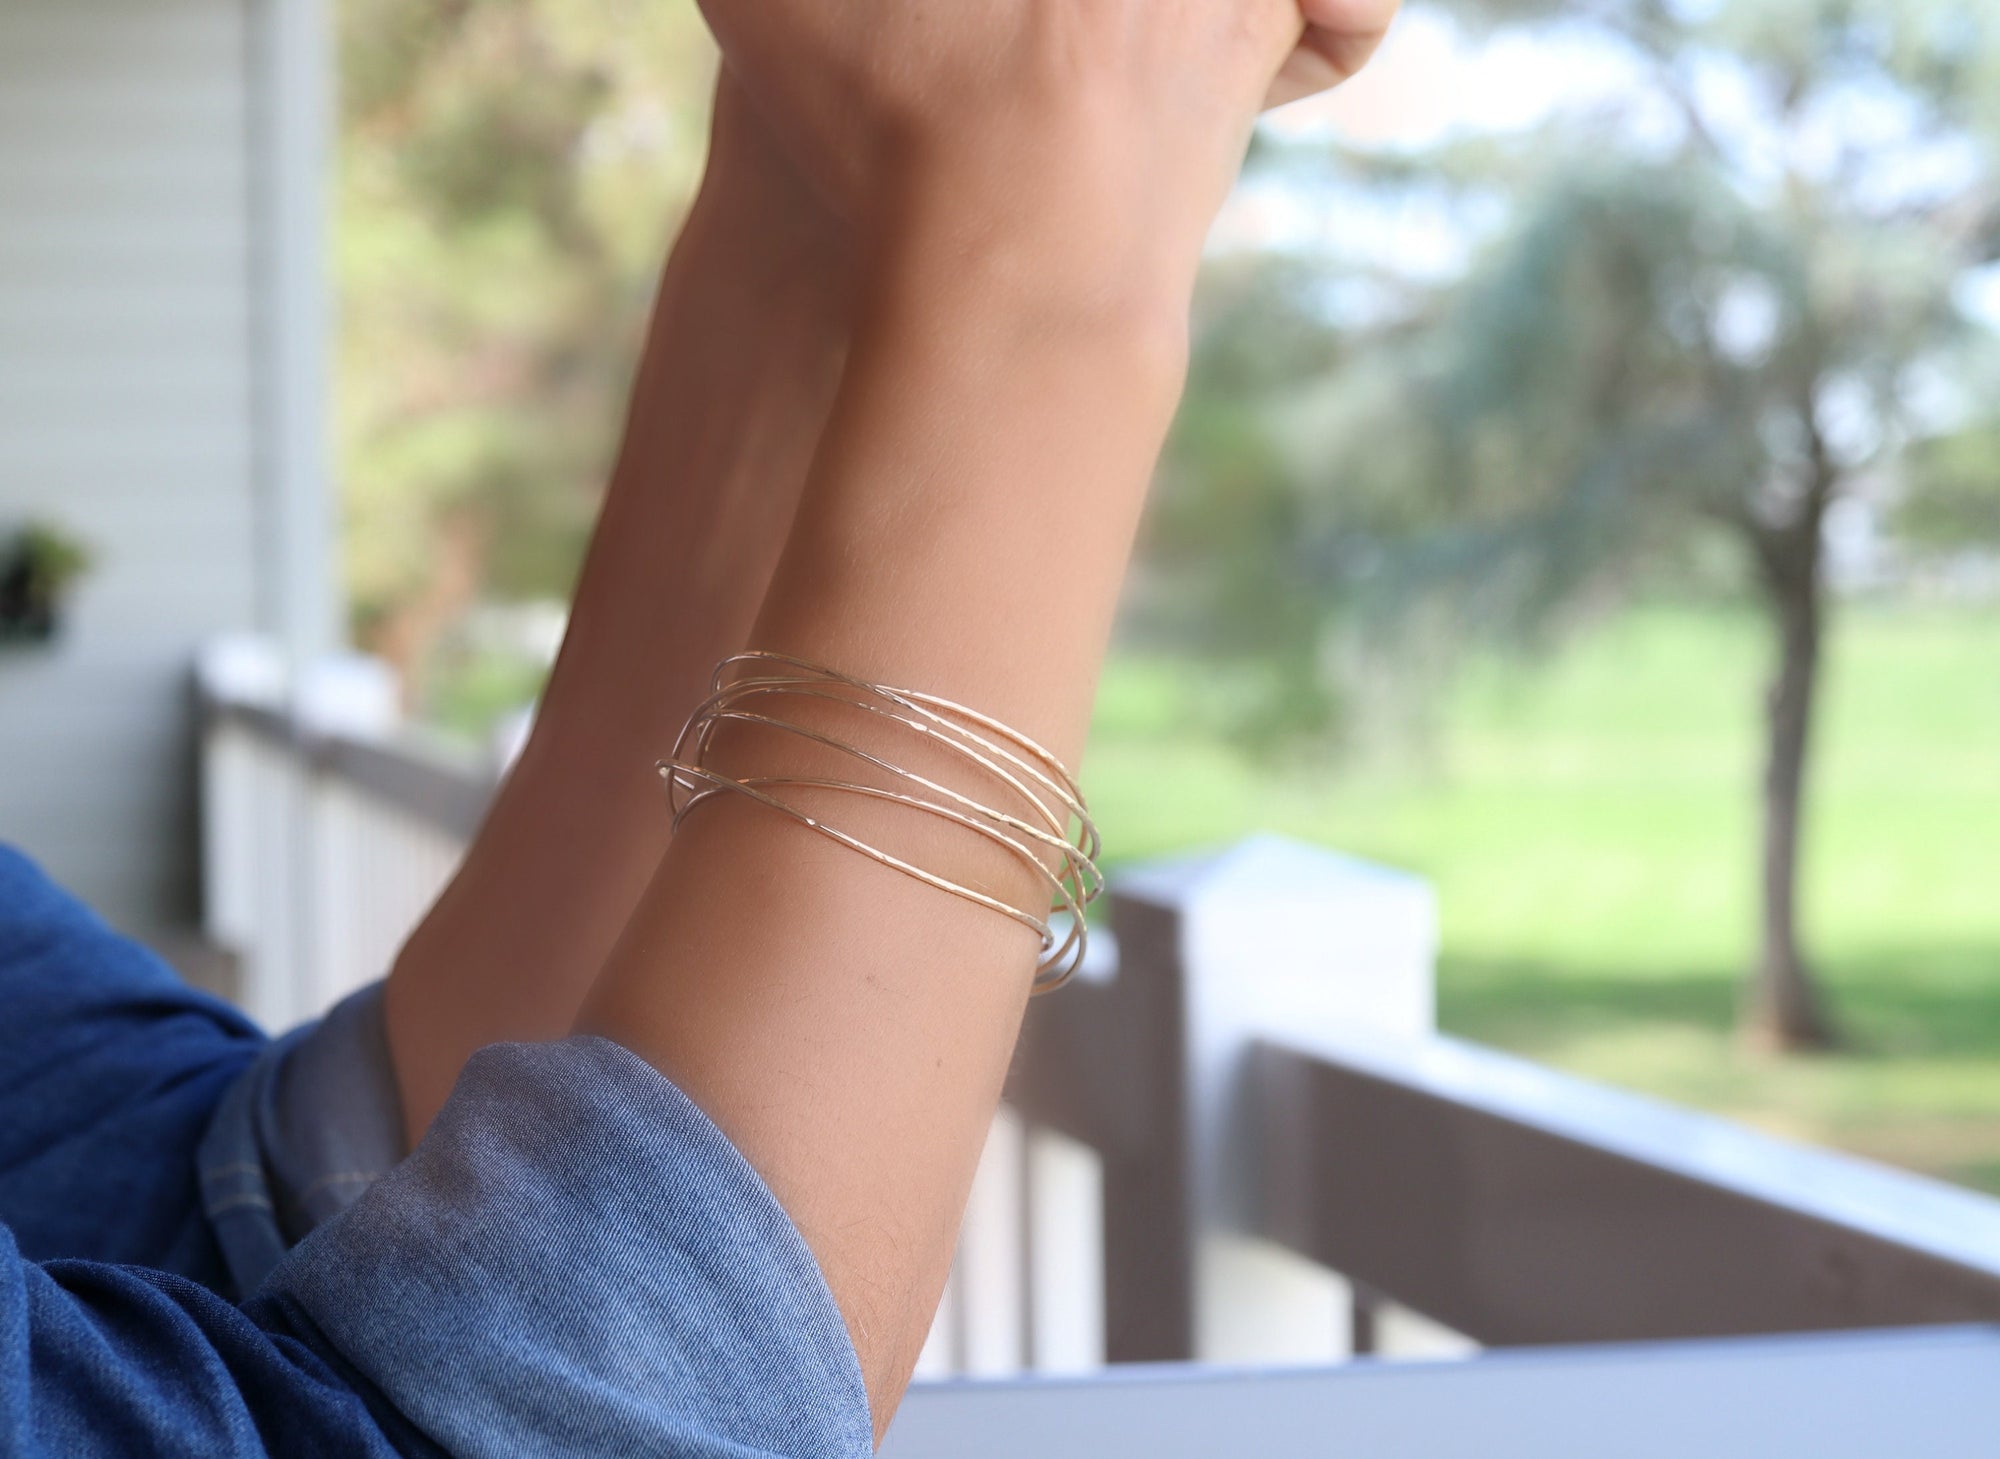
left=383, top=83, right=850, bottom=1141
left=584, top=0, right=1397, bottom=1433
left=383, top=0, right=1397, bottom=1145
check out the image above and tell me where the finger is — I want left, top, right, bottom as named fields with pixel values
left=1301, top=0, right=1401, bottom=77
left=1263, top=0, right=1402, bottom=110
left=1301, top=1, right=1397, bottom=77
left=1263, top=34, right=1345, bottom=110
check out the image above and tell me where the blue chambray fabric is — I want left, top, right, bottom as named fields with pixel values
left=259, top=1039, right=875, bottom=1459
left=199, top=981, right=409, bottom=1296
left=0, top=845, right=874, bottom=1456
left=4, top=1248, right=421, bottom=1459
left=0, top=845, right=260, bottom=1288
left=0, top=841, right=407, bottom=1299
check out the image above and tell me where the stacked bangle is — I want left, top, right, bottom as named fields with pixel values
left=660, top=651, right=1102, bottom=991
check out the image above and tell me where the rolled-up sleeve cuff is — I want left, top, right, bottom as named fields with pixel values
left=257, top=1038, right=871, bottom=1459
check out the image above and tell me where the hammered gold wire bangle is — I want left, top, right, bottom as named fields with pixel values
left=658, top=651, right=1102, bottom=992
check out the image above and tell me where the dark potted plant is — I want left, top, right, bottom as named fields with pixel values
left=0, top=521, right=93, bottom=645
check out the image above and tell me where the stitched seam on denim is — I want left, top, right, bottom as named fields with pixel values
left=204, top=1192, right=275, bottom=1216
left=199, top=1162, right=265, bottom=1182
left=293, top=1170, right=386, bottom=1202
left=283, top=1170, right=390, bottom=1232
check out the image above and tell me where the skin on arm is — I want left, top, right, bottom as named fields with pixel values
left=584, top=0, right=1399, bottom=1433
left=380, top=6, right=1397, bottom=1145
left=382, top=85, right=852, bottom=1143
left=588, top=268, right=1177, bottom=1429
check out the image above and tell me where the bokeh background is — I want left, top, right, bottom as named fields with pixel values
left=337, top=1, right=2000, bottom=1189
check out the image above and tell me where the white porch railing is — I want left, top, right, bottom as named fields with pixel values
left=198, top=637, right=483, bottom=1032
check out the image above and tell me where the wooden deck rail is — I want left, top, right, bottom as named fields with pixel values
left=1252, top=1033, right=2000, bottom=1347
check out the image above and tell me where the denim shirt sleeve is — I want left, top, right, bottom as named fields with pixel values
left=199, top=981, right=409, bottom=1297
left=0, top=1038, right=870, bottom=1458
left=255, top=1037, right=874, bottom=1459
left=0, top=841, right=870, bottom=1455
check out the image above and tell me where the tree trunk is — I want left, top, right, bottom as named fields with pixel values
left=1745, top=518, right=1838, bottom=1052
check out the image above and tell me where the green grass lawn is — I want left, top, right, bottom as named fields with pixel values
left=1085, top=601, right=2000, bottom=1192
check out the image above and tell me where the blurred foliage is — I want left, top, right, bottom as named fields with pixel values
left=0, top=520, right=94, bottom=644
left=11, top=521, right=92, bottom=593
left=340, top=0, right=2000, bottom=730
left=1153, top=0, right=2000, bottom=734
left=1903, top=421, right=2000, bottom=546
left=1149, top=0, right=2000, bottom=1044
left=337, top=0, right=715, bottom=694
left=1143, top=256, right=1358, bottom=747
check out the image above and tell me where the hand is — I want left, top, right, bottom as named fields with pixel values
left=699, top=0, right=1399, bottom=302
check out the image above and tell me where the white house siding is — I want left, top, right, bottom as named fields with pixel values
left=0, top=0, right=272, bottom=938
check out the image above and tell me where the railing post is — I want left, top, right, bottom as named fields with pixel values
left=1096, top=894, right=1196, bottom=1363
left=1348, top=1279, right=1385, bottom=1357
left=1112, top=835, right=1437, bottom=1365
left=1004, top=909, right=1195, bottom=1366
left=292, top=654, right=398, bottom=1017
left=197, top=635, right=287, bottom=960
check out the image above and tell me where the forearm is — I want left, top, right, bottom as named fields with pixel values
left=386, top=154, right=848, bottom=1141
left=582, top=226, right=1188, bottom=1429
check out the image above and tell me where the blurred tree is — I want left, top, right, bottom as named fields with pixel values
left=337, top=0, right=715, bottom=701
left=1161, top=0, right=2000, bottom=1048
left=1145, top=254, right=1356, bottom=749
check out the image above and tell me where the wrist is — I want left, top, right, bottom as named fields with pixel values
left=687, top=134, right=853, bottom=322
left=866, top=175, right=1195, bottom=402
left=869, top=108, right=1214, bottom=322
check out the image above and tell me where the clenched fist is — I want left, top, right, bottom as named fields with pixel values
left=697, top=0, right=1400, bottom=306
